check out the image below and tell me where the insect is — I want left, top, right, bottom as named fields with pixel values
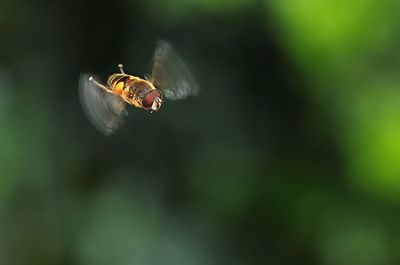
left=79, top=40, right=199, bottom=136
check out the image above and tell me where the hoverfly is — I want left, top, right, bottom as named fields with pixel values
left=79, top=40, right=199, bottom=136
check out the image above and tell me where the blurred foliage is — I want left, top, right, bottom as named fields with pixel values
left=271, top=0, right=400, bottom=201
left=1, top=0, right=400, bottom=264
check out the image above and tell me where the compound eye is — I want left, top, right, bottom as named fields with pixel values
left=142, top=90, right=162, bottom=108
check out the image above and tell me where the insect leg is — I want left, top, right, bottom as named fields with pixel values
left=89, top=76, right=114, bottom=94
left=118, top=64, right=125, bottom=74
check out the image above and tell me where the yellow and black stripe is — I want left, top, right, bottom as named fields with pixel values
left=107, top=74, right=133, bottom=95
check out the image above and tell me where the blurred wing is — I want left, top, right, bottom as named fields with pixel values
left=79, top=74, right=127, bottom=136
left=151, top=40, right=199, bottom=100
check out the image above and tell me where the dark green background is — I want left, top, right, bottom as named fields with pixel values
left=1, top=0, right=400, bottom=264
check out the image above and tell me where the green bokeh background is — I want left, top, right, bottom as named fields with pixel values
left=1, top=0, right=400, bottom=264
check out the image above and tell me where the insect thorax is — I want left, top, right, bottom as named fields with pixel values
left=107, top=73, right=154, bottom=98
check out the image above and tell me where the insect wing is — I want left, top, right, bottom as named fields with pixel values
left=79, top=74, right=127, bottom=136
left=151, top=40, right=199, bottom=100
